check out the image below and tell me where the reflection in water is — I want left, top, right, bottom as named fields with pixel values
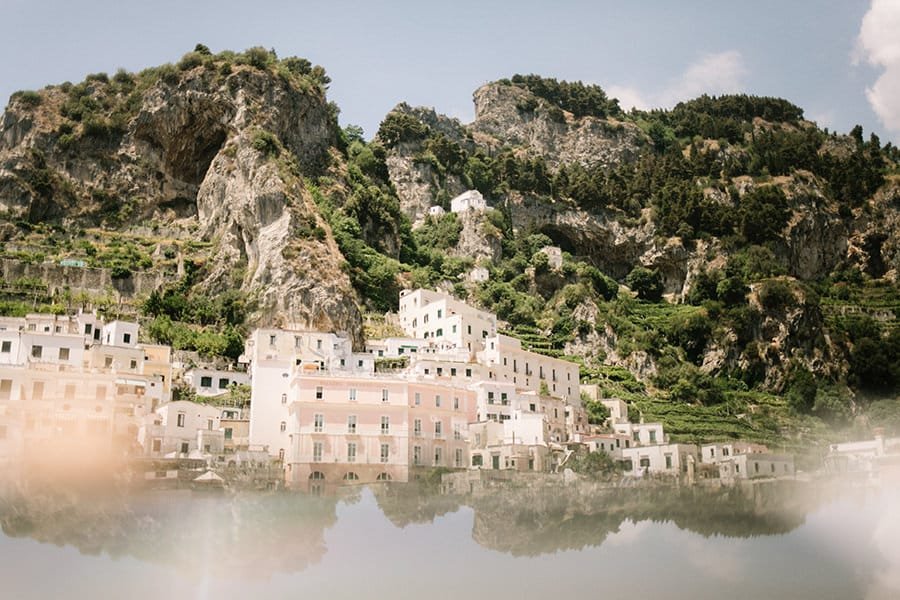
left=1, top=477, right=899, bottom=599
left=0, top=476, right=866, bottom=564
left=1, top=445, right=899, bottom=599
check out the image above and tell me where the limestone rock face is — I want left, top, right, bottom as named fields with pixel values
left=470, top=82, right=647, bottom=169
left=196, top=135, right=361, bottom=339
left=0, top=63, right=362, bottom=343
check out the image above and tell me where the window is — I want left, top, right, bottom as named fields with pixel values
left=437, top=309, right=442, bottom=318
left=453, top=423, right=461, bottom=440
left=452, top=324, right=457, bottom=333
left=455, top=448, right=463, bottom=467
left=436, top=328, right=443, bottom=337
left=723, top=447, right=730, bottom=456
left=467, top=325, right=471, bottom=334
left=639, top=457, right=650, bottom=468
left=435, top=395, right=441, bottom=408
left=31, top=345, right=42, bottom=359
left=347, top=415, right=357, bottom=434
left=280, top=421, right=286, bottom=432
left=269, top=334, right=277, bottom=346
left=316, top=339, right=323, bottom=350
left=633, top=432, right=640, bottom=442
left=123, top=333, right=131, bottom=344
left=465, top=368, right=472, bottom=377
left=413, top=446, right=422, bottom=465
left=414, top=419, right=422, bottom=437
left=315, top=386, right=323, bottom=400
left=488, top=391, right=495, bottom=404
left=104, top=356, right=113, bottom=368
left=414, top=392, right=421, bottom=406
left=281, top=393, right=287, bottom=405
left=130, top=359, right=137, bottom=370
left=0, top=340, right=10, bottom=352
left=181, top=442, right=190, bottom=454
left=349, top=388, right=357, bottom=401
left=710, top=447, right=716, bottom=458
left=453, top=397, right=460, bottom=410
left=200, top=376, right=213, bottom=387
left=313, top=414, right=324, bottom=432
left=382, top=389, right=389, bottom=403
left=84, top=324, right=92, bottom=335
left=347, top=442, right=357, bottom=462
left=755, top=462, right=760, bottom=474
left=472, top=455, right=483, bottom=467
left=224, top=428, right=233, bottom=440
left=501, top=392, right=508, bottom=404
left=313, top=442, right=323, bottom=462
left=177, top=413, right=185, bottom=427
left=380, top=443, right=389, bottom=463
left=665, top=454, right=673, bottom=469
left=434, top=421, right=443, bottom=438
left=357, top=359, right=363, bottom=368
left=151, top=439, right=161, bottom=452
left=218, top=378, right=229, bottom=389
left=434, top=447, right=442, bottom=466
left=649, top=430, right=657, bottom=443
left=58, top=347, right=70, bottom=361
left=381, top=416, right=390, bottom=434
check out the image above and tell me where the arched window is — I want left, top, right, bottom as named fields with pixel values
left=342, top=472, right=359, bottom=481
left=376, top=472, right=392, bottom=481
left=309, top=471, right=325, bottom=480
left=280, top=421, right=287, bottom=432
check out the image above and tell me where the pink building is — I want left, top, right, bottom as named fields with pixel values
left=285, top=374, right=477, bottom=493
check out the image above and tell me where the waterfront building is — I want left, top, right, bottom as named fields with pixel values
left=285, top=373, right=476, bottom=492
left=243, top=328, right=373, bottom=460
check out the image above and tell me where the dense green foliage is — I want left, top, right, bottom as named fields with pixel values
left=504, top=74, right=623, bottom=119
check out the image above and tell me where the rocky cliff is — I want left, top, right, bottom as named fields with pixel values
left=0, top=49, right=363, bottom=342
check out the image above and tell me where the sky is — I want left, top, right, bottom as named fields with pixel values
left=1, top=0, right=898, bottom=145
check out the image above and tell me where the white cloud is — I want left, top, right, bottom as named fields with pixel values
left=857, top=0, right=900, bottom=133
left=607, top=84, right=651, bottom=112
left=608, top=51, right=747, bottom=112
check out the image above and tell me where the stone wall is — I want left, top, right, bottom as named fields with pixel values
left=1, top=258, right=169, bottom=298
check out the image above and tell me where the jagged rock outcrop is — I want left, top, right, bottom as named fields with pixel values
left=470, top=82, right=647, bottom=169
left=0, top=60, right=363, bottom=342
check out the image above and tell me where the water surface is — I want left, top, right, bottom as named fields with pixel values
left=1, top=480, right=898, bottom=600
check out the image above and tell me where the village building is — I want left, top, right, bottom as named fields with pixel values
left=620, top=443, right=699, bottom=477
left=184, top=367, right=250, bottom=398
left=449, top=190, right=487, bottom=213
left=285, top=373, right=476, bottom=492
left=243, top=328, right=375, bottom=460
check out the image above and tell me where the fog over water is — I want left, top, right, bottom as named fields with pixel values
left=1, top=477, right=898, bottom=600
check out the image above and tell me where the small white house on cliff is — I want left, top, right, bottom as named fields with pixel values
left=450, top=190, right=486, bottom=213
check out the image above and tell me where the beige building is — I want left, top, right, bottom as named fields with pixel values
left=621, top=443, right=699, bottom=477
left=398, top=288, right=497, bottom=356
left=0, top=312, right=171, bottom=461
left=478, top=334, right=581, bottom=405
